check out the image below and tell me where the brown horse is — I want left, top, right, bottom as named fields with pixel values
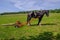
left=27, top=10, right=49, bottom=25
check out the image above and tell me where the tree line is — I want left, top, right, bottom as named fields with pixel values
left=0, top=9, right=60, bottom=15
left=49, top=9, right=60, bottom=13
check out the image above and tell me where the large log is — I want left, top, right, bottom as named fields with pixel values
left=1, top=23, right=14, bottom=26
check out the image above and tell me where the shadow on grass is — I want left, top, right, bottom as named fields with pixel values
left=4, top=32, right=60, bottom=40
left=30, top=23, right=57, bottom=26
left=41, top=23, right=57, bottom=25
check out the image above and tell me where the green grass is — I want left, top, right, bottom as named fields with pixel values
left=0, top=13, right=60, bottom=39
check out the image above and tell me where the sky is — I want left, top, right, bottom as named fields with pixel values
left=0, top=0, right=60, bottom=13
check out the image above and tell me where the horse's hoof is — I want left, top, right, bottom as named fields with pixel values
left=27, top=24, right=31, bottom=26
left=37, top=24, right=41, bottom=26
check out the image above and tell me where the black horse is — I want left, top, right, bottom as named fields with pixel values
left=27, top=10, right=49, bottom=25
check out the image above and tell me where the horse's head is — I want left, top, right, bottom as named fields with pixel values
left=44, top=10, right=49, bottom=17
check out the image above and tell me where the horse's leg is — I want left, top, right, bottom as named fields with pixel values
left=27, top=15, right=31, bottom=26
left=37, top=16, right=43, bottom=25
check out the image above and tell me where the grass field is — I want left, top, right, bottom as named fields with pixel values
left=0, top=13, right=60, bottom=39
